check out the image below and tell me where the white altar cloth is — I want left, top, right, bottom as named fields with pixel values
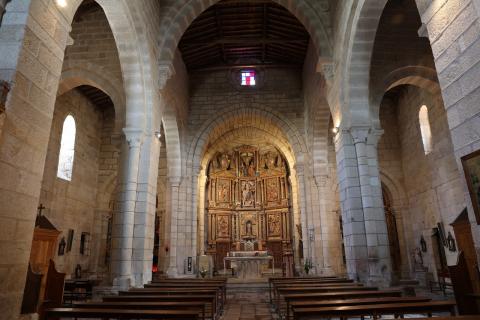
left=224, top=255, right=274, bottom=279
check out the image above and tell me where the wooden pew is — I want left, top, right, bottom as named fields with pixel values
left=143, top=283, right=226, bottom=307
left=281, top=290, right=402, bottom=318
left=120, top=288, right=222, bottom=313
left=74, top=301, right=207, bottom=320
left=292, top=300, right=457, bottom=320
left=287, top=296, right=431, bottom=320
left=269, top=278, right=353, bottom=302
left=103, top=294, right=217, bottom=320
left=44, top=307, right=200, bottom=319
left=275, top=286, right=376, bottom=309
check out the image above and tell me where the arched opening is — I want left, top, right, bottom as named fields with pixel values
left=373, top=0, right=466, bottom=282
left=57, top=115, right=76, bottom=181
left=381, top=183, right=401, bottom=278
left=419, top=105, right=432, bottom=155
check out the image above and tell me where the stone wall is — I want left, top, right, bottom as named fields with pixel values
left=420, top=0, right=480, bottom=251
left=378, top=85, right=465, bottom=277
left=39, top=88, right=116, bottom=278
left=64, top=2, right=122, bottom=81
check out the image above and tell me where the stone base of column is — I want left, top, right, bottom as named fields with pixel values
left=166, top=266, right=178, bottom=277
left=112, top=276, right=133, bottom=291
left=317, top=266, right=336, bottom=276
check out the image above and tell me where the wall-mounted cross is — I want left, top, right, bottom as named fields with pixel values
left=37, top=203, right=46, bottom=216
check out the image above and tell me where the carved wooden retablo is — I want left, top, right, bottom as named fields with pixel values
left=206, top=145, right=292, bottom=269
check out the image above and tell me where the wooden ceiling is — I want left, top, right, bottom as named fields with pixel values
left=77, top=85, right=113, bottom=111
left=178, top=0, right=310, bottom=70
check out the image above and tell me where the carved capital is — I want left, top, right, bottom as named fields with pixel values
left=349, top=127, right=371, bottom=144
left=316, top=56, right=335, bottom=83
left=349, top=127, right=384, bottom=147
left=123, top=127, right=144, bottom=148
left=168, top=175, right=182, bottom=187
left=314, top=175, right=328, bottom=187
left=158, top=62, right=175, bottom=89
left=418, top=23, right=429, bottom=38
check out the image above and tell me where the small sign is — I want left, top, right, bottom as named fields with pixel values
left=187, top=257, right=193, bottom=272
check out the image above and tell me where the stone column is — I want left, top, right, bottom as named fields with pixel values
left=110, top=128, right=144, bottom=289
left=166, top=175, right=181, bottom=276
left=313, top=174, right=335, bottom=275
left=335, top=127, right=392, bottom=285
left=132, top=134, right=160, bottom=286
left=352, top=127, right=391, bottom=285
left=295, top=165, right=311, bottom=263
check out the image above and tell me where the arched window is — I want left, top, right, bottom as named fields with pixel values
left=419, top=105, right=432, bottom=155
left=57, top=115, right=76, bottom=181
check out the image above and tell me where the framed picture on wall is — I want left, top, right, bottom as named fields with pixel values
left=461, top=149, right=480, bottom=224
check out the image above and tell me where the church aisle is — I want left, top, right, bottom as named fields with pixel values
left=221, top=289, right=278, bottom=320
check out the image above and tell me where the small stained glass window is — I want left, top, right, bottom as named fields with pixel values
left=241, top=70, right=256, bottom=86
left=57, top=115, right=76, bottom=181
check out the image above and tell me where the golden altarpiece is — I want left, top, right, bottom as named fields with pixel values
left=205, top=145, right=293, bottom=270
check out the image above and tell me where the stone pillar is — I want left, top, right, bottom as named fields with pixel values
left=295, top=165, right=311, bottom=263
left=166, top=175, right=181, bottom=276
left=334, top=127, right=392, bottom=285
left=110, top=128, right=144, bottom=289
left=313, top=174, right=335, bottom=276
left=132, top=134, right=160, bottom=286
left=351, top=127, right=391, bottom=285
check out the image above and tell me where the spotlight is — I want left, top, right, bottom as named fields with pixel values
left=154, top=131, right=162, bottom=139
left=332, top=127, right=339, bottom=134
left=56, top=0, right=67, bottom=7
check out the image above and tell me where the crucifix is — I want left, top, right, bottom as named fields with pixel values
left=37, top=203, right=46, bottom=216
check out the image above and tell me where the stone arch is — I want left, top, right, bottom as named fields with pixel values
left=372, top=66, right=441, bottom=121
left=162, top=112, right=182, bottom=179
left=157, top=0, right=333, bottom=70
left=200, top=126, right=295, bottom=171
left=58, top=61, right=126, bottom=134
left=59, top=0, right=154, bottom=131
left=380, top=170, right=410, bottom=276
left=343, top=0, right=389, bottom=126
left=188, top=105, right=308, bottom=172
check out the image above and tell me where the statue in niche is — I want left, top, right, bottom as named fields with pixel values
left=241, top=181, right=255, bottom=207
left=240, top=152, right=255, bottom=176
left=217, top=180, right=230, bottom=203
left=217, top=216, right=229, bottom=237
left=217, top=153, right=231, bottom=170
left=266, top=178, right=279, bottom=202
left=246, top=220, right=253, bottom=236
left=268, top=214, right=281, bottom=236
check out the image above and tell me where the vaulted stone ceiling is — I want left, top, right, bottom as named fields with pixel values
left=178, top=0, right=310, bottom=70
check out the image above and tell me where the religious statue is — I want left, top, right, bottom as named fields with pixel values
left=268, top=214, right=281, bottom=236
left=246, top=220, right=253, bottom=236
left=413, top=247, right=425, bottom=271
left=266, top=178, right=279, bottom=201
left=241, top=181, right=255, bottom=207
left=217, top=180, right=230, bottom=203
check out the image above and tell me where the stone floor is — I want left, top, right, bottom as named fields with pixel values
left=221, top=290, right=279, bottom=320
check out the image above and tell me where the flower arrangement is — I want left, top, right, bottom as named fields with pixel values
left=200, top=267, right=208, bottom=278
left=304, top=258, right=313, bottom=275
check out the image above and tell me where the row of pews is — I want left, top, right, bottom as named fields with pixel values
left=43, top=277, right=227, bottom=320
left=269, top=276, right=474, bottom=320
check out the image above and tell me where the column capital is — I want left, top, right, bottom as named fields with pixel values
left=168, top=175, right=182, bottom=187
left=158, top=62, right=176, bottom=89
left=123, top=127, right=144, bottom=148
left=348, top=127, right=384, bottom=146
